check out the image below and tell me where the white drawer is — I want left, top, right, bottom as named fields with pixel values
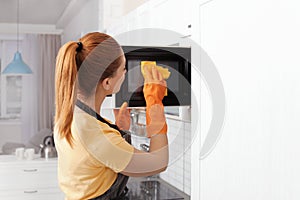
left=0, top=155, right=62, bottom=199
left=0, top=186, right=64, bottom=200
left=0, top=164, right=58, bottom=188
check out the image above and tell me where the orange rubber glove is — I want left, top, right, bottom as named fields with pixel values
left=142, top=64, right=168, bottom=137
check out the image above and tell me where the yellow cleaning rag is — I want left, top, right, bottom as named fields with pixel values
left=141, top=61, right=170, bottom=96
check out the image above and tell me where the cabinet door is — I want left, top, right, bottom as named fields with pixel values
left=0, top=158, right=64, bottom=199
left=143, top=0, right=192, bottom=36
left=109, top=0, right=192, bottom=47
left=0, top=162, right=58, bottom=188
left=197, top=0, right=300, bottom=200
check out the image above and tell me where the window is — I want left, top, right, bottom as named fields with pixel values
left=6, top=76, right=22, bottom=117
left=0, top=39, right=22, bottom=120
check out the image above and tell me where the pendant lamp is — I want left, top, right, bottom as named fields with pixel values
left=2, top=0, right=32, bottom=74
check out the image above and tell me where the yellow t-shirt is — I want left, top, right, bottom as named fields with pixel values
left=54, top=107, right=134, bottom=200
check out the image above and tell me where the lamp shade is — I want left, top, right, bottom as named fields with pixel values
left=2, top=51, right=33, bottom=74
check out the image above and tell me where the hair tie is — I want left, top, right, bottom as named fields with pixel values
left=76, top=42, right=83, bottom=52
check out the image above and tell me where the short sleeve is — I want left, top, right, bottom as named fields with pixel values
left=72, top=111, right=134, bottom=173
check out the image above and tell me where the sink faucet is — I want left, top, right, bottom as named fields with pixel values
left=140, top=143, right=150, bottom=152
left=130, top=109, right=147, bottom=137
left=130, top=109, right=139, bottom=129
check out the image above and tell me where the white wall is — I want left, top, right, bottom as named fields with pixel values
left=59, top=0, right=151, bottom=43
left=101, top=0, right=124, bottom=31
left=122, top=0, right=150, bottom=16
left=0, top=122, right=22, bottom=153
left=101, top=0, right=151, bottom=32
left=0, top=39, right=23, bottom=153
left=59, top=0, right=100, bottom=43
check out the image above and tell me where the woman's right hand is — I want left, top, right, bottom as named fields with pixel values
left=143, top=65, right=167, bottom=104
left=142, top=65, right=168, bottom=137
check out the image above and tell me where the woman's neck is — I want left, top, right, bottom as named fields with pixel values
left=77, top=92, right=106, bottom=115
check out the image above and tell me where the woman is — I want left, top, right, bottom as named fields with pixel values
left=54, top=32, right=168, bottom=200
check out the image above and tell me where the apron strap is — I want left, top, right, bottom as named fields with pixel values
left=76, top=99, right=128, bottom=137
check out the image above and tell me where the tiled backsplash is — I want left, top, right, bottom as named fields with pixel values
left=131, top=113, right=192, bottom=196
left=160, top=119, right=191, bottom=196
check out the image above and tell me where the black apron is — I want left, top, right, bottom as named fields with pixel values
left=76, top=100, right=130, bottom=200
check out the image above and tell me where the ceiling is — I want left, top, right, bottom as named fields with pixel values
left=0, top=0, right=72, bottom=25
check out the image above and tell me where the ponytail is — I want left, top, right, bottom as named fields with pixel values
left=54, top=41, right=78, bottom=146
left=54, top=32, right=124, bottom=147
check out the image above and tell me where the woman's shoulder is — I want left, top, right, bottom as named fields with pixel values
left=73, top=107, right=120, bottom=135
left=73, top=108, right=99, bottom=127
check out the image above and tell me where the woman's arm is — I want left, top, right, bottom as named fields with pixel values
left=121, top=134, right=168, bottom=177
left=120, top=65, right=169, bottom=177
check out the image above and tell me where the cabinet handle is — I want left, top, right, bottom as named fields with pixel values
left=24, top=190, right=38, bottom=194
left=23, top=169, right=38, bottom=172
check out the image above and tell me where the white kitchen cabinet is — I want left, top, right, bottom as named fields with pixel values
left=0, top=155, right=64, bottom=200
left=106, top=0, right=192, bottom=47
left=129, top=0, right=192, bottom=36
left=195, top=0, right=300, bottom=200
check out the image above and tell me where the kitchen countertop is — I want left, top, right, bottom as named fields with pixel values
left=126, top=176, right=190, bottom=200
left=0, top=154, right=57, bottom=164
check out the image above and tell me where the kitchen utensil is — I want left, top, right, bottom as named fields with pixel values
left=40, top=135, right=57, bottom=158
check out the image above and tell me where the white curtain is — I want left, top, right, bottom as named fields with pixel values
left=21, top=34, right=61, bottom=143
left=37, top=34, right=61, bottom=131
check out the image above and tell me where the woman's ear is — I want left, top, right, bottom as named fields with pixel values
left=101, top=77, right=111, bottom=91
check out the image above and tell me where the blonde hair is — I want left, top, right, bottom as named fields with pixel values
left=54, top=32, right=123, bottom=146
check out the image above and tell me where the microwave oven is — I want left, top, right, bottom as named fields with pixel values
left=115, top=46, right=191, bottom=108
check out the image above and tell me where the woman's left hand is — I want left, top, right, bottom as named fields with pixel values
left=113, top=102, right=131, bottom=130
